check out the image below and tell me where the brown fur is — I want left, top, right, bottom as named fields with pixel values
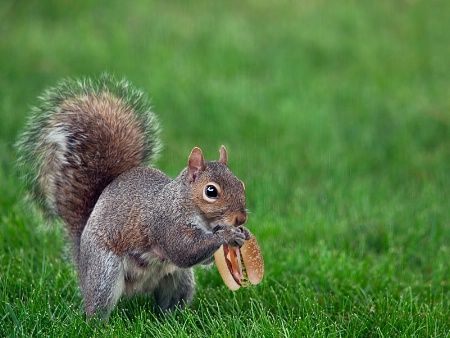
left=99, top=203, right=150, bottom=255
left=43, top=93, right=148, bottom=240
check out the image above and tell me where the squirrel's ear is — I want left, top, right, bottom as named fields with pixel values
left=219, top=145, right=228, bottom=166
left=188, top=147, right=206, bottom=184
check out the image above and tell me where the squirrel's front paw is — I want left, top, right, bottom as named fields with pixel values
left=239, top=226, right=251, bottom=241
left=216, top=225, right=247, bottom=247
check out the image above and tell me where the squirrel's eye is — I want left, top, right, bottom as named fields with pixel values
left=205, top=185, right=218, bottom=198
left=203, top=182, right=221, bottom=202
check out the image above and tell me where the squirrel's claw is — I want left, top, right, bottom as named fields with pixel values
left=214, top=224, right=251, bottom=247
left=216, top=225, right=246, bottom=247
left=212, top=224, right=227, bottom=233
left=238, top=226, right=251, bottom=241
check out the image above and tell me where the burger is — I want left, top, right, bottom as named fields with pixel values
left=214, top=232, right=264, bottom=290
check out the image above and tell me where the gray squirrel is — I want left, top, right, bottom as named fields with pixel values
left=17, top=74, right=250, bottom=318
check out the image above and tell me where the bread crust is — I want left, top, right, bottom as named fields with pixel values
left=214, top=244, right=241, bottom=290
left=241, top=234, right=264, bottom=285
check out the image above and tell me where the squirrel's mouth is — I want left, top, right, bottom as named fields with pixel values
left=209, top=216, right=247, bottom=230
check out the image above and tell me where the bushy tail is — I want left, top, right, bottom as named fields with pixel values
left=16, top=74, right=161, bottom=242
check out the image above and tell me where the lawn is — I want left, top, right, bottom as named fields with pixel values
left=1, top=0, right=450, bottom=336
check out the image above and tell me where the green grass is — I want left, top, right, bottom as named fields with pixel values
left=1, top=0, right=450, bottom=336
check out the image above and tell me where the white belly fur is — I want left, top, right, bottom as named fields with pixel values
left=122, top=251, right=178, bottom=295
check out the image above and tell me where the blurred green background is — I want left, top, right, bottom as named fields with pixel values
left=1, top=0, right=449, bottom=336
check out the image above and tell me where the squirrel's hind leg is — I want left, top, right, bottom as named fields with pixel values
left=153, top=268, right=195, bottom=312
left=78, top=242, right=125, bottom=319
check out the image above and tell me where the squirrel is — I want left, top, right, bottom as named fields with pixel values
left=16, top=74, right=250, bottom=318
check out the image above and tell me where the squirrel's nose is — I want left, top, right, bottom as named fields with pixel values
left=233, top=212, right=247, bottom=226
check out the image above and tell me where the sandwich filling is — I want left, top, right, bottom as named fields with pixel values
left=222, top=244, right=249, bottom=287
